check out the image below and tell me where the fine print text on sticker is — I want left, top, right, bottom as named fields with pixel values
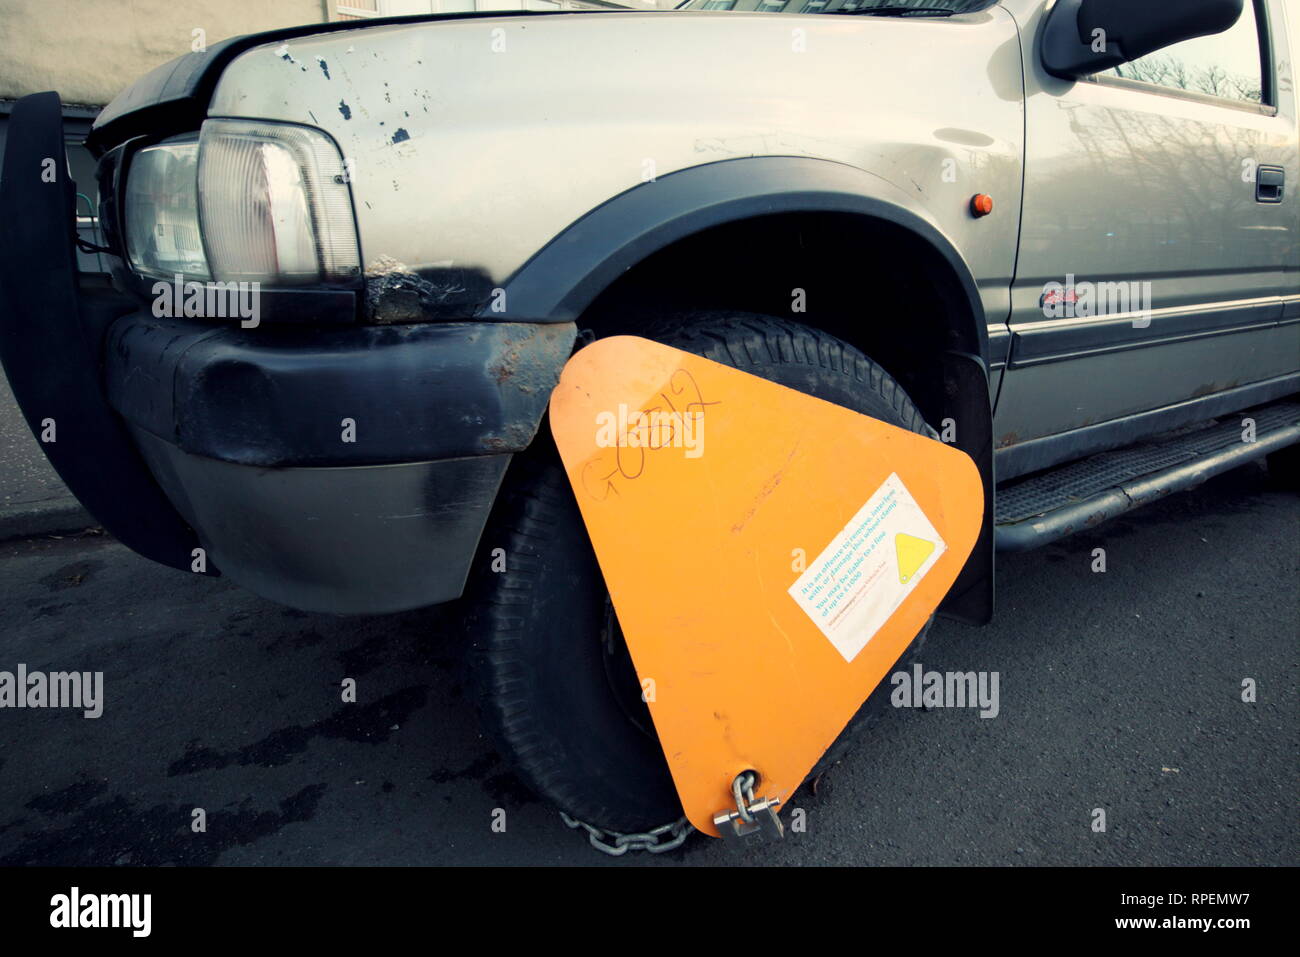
left=788, top=472, right=946, bottom=662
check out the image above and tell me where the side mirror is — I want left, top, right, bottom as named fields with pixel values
left=1041, top=0, right=1244, bottom=79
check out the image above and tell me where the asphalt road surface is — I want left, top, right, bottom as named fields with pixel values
left=0, top=464, right=1295, bottom=866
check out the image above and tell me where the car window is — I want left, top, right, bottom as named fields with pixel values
left=1105, top=0, right=1265, bottom=104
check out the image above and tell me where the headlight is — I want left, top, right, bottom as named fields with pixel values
left=124, top=136, right=209, bottom=281
left=198, top=120, right=360, bottom=285
left=123, top=120, right=360, bottom=286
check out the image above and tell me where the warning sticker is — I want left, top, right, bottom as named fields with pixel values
left=788, top=472, right=946, bottom=663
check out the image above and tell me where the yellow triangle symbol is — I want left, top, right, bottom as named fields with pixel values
left=896, top=533, right=936, bottom=584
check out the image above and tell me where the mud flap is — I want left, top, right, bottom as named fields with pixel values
left=0, top=92, right=205, bottom=570
left=549, top=336, right=983, bottom=837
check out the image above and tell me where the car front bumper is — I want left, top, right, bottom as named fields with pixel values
left=106, top=314, right=574, bottom=613
left=129, top=428, right=516, bottom=614
left=0, top=92, right=575, bottom=614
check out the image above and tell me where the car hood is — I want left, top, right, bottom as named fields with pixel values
left=86, top=9, right=606, bottom=154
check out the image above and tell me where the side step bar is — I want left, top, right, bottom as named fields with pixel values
left=995, top=399, right=1300, bottom=552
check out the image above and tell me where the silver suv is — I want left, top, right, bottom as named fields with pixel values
left=1, top=0, right=1296, bottom=837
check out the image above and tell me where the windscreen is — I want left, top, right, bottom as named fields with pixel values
left=676, top=0, right=996, bottom=14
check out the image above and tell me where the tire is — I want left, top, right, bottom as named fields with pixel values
left=463, top=313, right=935, bottom=833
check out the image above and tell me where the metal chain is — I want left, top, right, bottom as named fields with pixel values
left=559, top=811, right=694, bottom=856
left=731, top=771, right=757, bottom=824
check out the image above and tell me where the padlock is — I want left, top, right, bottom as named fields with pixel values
left=713, top=772, right=784, bottom=842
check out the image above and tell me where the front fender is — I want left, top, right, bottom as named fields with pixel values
left=491, top=155, right=990, bottom=364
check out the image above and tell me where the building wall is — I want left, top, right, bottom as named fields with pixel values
left=0, top=0, right=334, bottom=108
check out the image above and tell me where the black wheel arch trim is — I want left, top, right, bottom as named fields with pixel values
left=488, top=156, right=990, bottom=365
left=491, top=157, right=995, bottom=623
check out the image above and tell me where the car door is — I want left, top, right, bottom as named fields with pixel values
left=993, top=0, right=1299, bottom=480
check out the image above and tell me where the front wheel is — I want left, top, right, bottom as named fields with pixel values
left=463, top=314, right=934, bottom=833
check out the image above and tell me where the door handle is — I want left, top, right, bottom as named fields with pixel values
left=1256, top=165, right=1285, bottom=204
